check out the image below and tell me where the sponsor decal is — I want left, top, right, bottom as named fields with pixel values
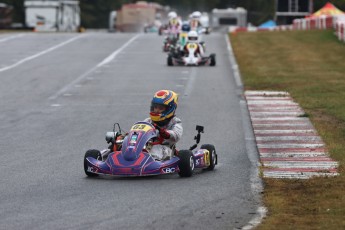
left=130, top=134, right=138, bottom=144
left=162, top=167, right=176, bottom=174
left=204, top=150, right=210, bottom=166
left=87, top=166, right=97, bottom=173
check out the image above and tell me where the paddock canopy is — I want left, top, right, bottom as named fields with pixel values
left=309, top=2, right=344, bottom=17
left=258, top=20, right=276, bottom=28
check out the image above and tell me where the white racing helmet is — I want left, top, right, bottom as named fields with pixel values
left=187, top=30, right=199, bottom=42
left=191, top=11, right=202, bottom=19
left=168, top=11, right=177, bottom=19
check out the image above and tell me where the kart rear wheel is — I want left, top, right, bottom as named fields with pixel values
left=84, top=149, right=101, bottom=177
left=205, top=27, right=210, bottom=35
left=163, top=44, right=170, bottom=52
left=210, top=54, right=216, bottom=66
left=178, top=150, right=194, bottom=177
left=167, top=55, right=173, bottom=66
left=200, top=144, right=217, bottom=170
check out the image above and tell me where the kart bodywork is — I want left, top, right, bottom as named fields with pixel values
left=163, top=27, right=179, bottom=52
left=84, top=122, right=217, bottom=177
left=167, top=42, right=216, bottom=66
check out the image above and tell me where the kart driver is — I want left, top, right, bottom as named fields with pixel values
left=167, top=11, right=182, bottom=33
left=144, top=90, right=183, bottom=161
left=182, top=30, right=205, bottom=57
left=164, top=11, right=181, bottom=47
left=179, top=21, right=191, bottom=50
left=189, top=11, right=203, bottom=32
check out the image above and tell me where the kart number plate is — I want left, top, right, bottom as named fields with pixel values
left=131, top=124, right=152, bottom=132
left=187, top=43, right=197, bottom=49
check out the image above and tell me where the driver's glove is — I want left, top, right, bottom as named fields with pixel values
left=159, top=128, right=171, bottom=139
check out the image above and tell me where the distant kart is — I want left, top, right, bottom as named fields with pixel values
left=167, top=42, right=216, bottom=66
left=199, top=27, right=211, bottom=34
left=163, top=34, right=179, bottom=52
left=84, top=122, right=217, bottom=177
left=158, top=24, right=168, bottom=36
left=144, top=24, right=158, bottom=33
left=179, top=31, right=188, bottom=48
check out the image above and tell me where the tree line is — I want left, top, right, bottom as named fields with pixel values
left=1, top=0, right=345, bottom=28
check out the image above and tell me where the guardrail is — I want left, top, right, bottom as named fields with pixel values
left=335, top=20, right=345, bottom=42
left=230, top=15, right=345, bottom=43
left=292, top=15, right=345, bottom=43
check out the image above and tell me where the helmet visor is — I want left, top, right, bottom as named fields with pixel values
left=151, top=103, right=168, bottom=114
left=188, top=36, right=198, bottom=41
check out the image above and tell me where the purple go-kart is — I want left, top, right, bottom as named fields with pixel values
left=84, top=121, right=217, bottom=178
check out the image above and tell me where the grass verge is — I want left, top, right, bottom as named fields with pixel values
left=230, top=30, right=345, bottom=229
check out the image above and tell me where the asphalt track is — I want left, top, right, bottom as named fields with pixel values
left=0, top=32, right=262, bottom=229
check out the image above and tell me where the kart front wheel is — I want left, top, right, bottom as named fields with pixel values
left=167, top=55, right=173, bottom=66
left=178, top=150, right=194, bottom=177
left=84, top=149, right=101, bottom=177
left=200, top=144, right=217, bottom=170
left=210, top=54, right=216, bottom=66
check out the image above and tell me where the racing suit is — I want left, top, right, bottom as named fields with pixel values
left=183, top=42, right=205, bottom=57
left=189, top=19, right=202, bottom=32
left=144, top=116, right=183, bottom=161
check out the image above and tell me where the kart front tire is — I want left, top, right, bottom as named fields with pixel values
left=210, top=54, right=216, bottom=66
left=84, top=149, right=101, bottom=177
left=205, top=28, right=210, bottom=35
left=167, top=55, right=173, bottom=66
left=178, top=150, right=194, bottom=177
left=200, top=144, right=217, bottom=170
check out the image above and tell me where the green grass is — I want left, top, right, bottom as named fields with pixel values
left=231, top=30, right=345, bottom=229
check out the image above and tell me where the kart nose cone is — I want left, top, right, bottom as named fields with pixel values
left=123, top=147, right=137, bottom=161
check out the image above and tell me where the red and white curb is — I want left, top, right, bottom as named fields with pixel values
left=245, top=91, right=339, bottom=179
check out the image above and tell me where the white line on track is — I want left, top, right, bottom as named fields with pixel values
left=0, top=33, right=25, bottom=43
left=48, top=34, right=141, bottom=100
left=0, top=35, right=84, bottom=73
left=227, top=35, right=266, bottom=229
left=241, top=207, right=267, bottom=230
left=225, top=34, right=243, bottom=88
left=96, top=34, right=140, bottom=67
left=183, top=67, right=196, bottom=96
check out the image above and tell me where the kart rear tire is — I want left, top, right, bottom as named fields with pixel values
left=200, top=144, right=217, bottom=170
left=163, top=44, right=170, bottom=52
left=84, top=149, right=101, bottom=177
left=205, top=28, right=210, bottom=35
left=167, top=55, right=173, bottom=66
left=210, top=54, right=216, bottom=66
left=178, top=150, right=194, bottom=177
